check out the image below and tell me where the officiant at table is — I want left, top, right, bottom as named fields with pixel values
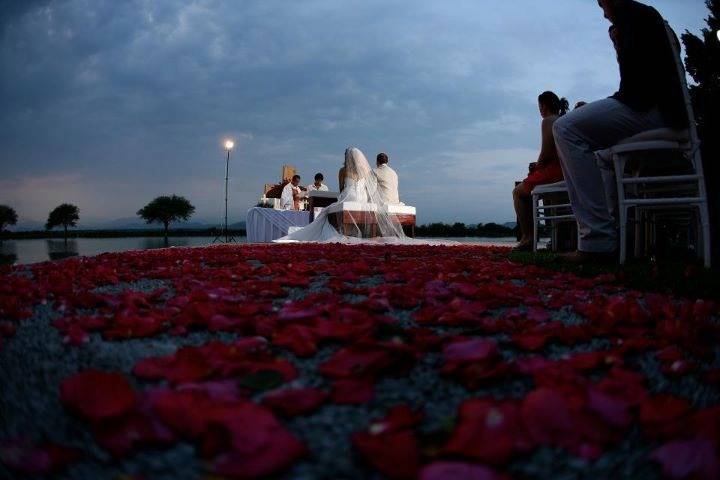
left=280, top=175, right=306, bottom=211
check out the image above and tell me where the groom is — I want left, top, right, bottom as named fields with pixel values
left=373, top=153, right=400, bottom=204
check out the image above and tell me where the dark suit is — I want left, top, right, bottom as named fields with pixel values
left=612, top=0, right=687, bottom=128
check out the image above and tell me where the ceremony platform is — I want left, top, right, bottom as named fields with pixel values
left=327, top=201, right=417, bottom=237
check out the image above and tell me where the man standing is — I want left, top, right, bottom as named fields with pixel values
left=307, top=173, right=329, bottom=192
left=373, top=153, right=400, bottom=204
left=281, top=175, right=303, bottom=210
left=553, top=0, right=685, bottom=263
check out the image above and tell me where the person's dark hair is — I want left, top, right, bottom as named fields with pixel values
left=314, top=173, right=323, bottom=181
left=376, top=153, right=389, bottom=164
left=292, top=174, right=301, bottom=181
left=538, top=91, right=570, bottom=116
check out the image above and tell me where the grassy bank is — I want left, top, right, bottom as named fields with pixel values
left=509, top=250, right=720, bottom=300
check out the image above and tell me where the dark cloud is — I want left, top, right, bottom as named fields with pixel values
left=0, top=0, right=51, bottom=31
left=0, top=0, right=709, bottom=225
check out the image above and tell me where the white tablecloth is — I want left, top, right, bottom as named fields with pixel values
left=246, top=208, right=310, bottom=243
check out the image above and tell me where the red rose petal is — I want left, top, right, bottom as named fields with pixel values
left=60, top=370, right=137, bottom=422
left=521, top=388, right=576, bottom=446
left=651, top=439, right=720, bottom=480
left=420, top=462, right=507, bottom=480
left=262, top=387, right=328, bottom=417
left=331, top=378, right=374, bottom=404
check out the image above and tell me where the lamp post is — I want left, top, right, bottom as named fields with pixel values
left=214, top=139, right=236, bottom=243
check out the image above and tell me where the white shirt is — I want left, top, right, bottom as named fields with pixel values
left=307, top=183, right=329, bottom=192
left=373, top=164, right=400, bottom=204
left=281, top=183, right=299, bottom=210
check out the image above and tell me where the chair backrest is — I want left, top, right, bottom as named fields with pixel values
left=664, top=21, right=700, bottom=147
left=664, top=20, right=706, bottom=194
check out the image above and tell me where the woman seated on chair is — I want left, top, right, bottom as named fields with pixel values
left=512, top=91, right=569, bottom=251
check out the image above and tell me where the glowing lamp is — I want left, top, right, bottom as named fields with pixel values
left=224, top=140, right=234, bottom=150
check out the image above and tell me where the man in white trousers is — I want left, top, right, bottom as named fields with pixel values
left=553, top=0, right=686, bottom=263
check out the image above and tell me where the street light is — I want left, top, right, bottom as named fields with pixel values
left=214, top=139, right=236, bottom=243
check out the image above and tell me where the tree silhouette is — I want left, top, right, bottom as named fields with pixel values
left=137, top=195, right=195, bottom=242
left=45, top=204, right=80, bottom=242
left=0, top=205, right=18, bottom=243
left=682, top=0, right=719, bottom=266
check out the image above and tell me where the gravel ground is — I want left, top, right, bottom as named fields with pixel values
left=1, top=247, right=718, bottom=480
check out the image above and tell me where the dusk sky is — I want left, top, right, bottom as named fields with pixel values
left=0, top=0, right=710, bottom=227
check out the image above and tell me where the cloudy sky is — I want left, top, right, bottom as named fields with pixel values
left=0, top=0, right=710, bottom=227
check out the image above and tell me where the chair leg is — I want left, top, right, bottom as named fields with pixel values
left=699, top=202, right=712, bottom=268
left=532, top=194, right=539, bottom=252
left=619, top=205, right=629, bottom=265
left=614, top=154, right=628, bottom=264
left=633, top=208, right=643, bottom=260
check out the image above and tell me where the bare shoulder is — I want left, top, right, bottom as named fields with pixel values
left=542, top=115, right=559, bottom=128
left=541, top=115, right=560, bottom=135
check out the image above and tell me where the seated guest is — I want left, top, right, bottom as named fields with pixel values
left=553, top=0, right=685, bottom=263
left=373, top=152, right=400, bottom=204
left=512, top=91, right=569, bottom=251
left=307, top=173, right=329, bottom=192
left=281, top=175, right=303, bottom=210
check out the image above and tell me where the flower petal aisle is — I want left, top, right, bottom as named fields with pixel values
left=0, top=244, right=719, bottom=479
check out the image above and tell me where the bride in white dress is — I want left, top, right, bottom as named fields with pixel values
left=275, top=147, right=407, bottom=243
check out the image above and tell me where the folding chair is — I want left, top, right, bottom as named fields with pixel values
left=531, top=181, right=577, bottom=252
left=595, top=21, right=711, bottom=267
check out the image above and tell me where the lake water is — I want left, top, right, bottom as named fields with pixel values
left=0, top=236, right=519, bottom=265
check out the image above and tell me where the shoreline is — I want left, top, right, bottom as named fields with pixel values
left=0, top=228, right=247, bottom=240
left=0, top=229, right=519, bottom=241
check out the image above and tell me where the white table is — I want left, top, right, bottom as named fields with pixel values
left=246, top=208, right=310, bottom=243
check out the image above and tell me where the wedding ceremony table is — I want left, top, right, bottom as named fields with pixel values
left=246, top=207, right=311, bottom=243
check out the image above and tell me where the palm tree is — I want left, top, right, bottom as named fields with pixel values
left=0, top=205, right=18, bottom=244
left=46, top=204, right=80, bottom=242
left=137, top=195, right=195, bottom=243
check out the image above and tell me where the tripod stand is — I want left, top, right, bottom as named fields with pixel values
left=213, top=141, right=236, bottom=243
